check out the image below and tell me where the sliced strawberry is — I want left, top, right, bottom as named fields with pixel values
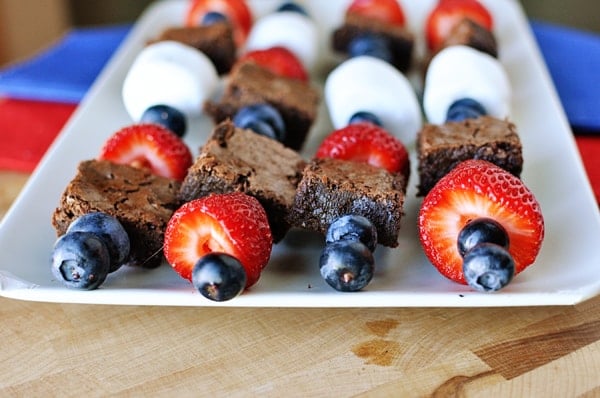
left=164, top=192, right=272, bottom=288
left=347, top=0, right=406, bottom=27
left=185, top=0, right=253, bottom=47
left=315, top=122, right=410, bottom=176
left=98, top=124, right=192, bottom=181
left=236, top=46, right=308, bottom=82
left=418, top=159, right=544, bottom=285
left=425, top=0, right=493, bottom=52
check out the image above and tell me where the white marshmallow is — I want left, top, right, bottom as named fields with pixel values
left=324, top=56, right=422, bottom=143
left=244, top=11, right=319, bottom=72
left=122, top=40, right=219, bottom=121
left=423, top=45, right=511, bottom=125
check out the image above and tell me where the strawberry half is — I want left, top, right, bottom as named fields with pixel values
left=99, top=124, right=192, bottom=181
left=347, top=0, right=406, bottom=27
left=163, top=192, right=273, bottom=288
left=185, top=0, right=253, bottom=47
left=418, top=159, right=544, bottom=285
left=236, top=46, right=309, bottom=82
left=425, top=0, right=493, bottom=52
left=315, top=122, right=410, bottom=176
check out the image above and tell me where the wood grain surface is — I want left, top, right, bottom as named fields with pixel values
left=1, top=173, right=599, bottom=397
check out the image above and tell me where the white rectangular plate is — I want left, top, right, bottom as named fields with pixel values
left=1, top=0, right=599, bottom=307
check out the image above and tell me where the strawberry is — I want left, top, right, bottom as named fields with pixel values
left=346, top=0, right=406, bottom=27
left=185, top=0, right=253, bottom=47
left=163, top=192, right=273, bottom=288
left=315, top=122, right=410, bottom=176
left=98, top=124, right=192, bottom=182
left=236, top=46, right=308, bottom=82
left=418, top=159, right=544, bottom=285
left=425, top=0, right=493, bottom=52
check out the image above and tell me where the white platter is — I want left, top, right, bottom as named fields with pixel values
left=1, top=0, right=599, bottom=307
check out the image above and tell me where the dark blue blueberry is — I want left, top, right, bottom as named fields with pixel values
left=233, top=103, right=286, bottom=142
left=319, top=240, right=375, bottom=292
left=326, top=215, right=378, bottom=253
left=192, top=252, right=247, bottom=302
left=201, top=11, right=228, bottom=26
left=277, top=2, right=309, bottom=16
left=348, top=111, right=383, bottom=127
left=446, top=98, right=487, bottom=122
left=462, top=243, right=515, bottom=292
left=51, top=231, right=111, bottom=290
left=67, top=212, right=130, bottom=273
left=348, top=33, right=393, bottom=64
left=141, top=104, right=187, bottom=137
left=457, top=217, right=509, bottom=258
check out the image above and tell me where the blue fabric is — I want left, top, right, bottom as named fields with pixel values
left=0, top=25, right=130, bottom=103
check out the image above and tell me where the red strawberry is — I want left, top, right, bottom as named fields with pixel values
left=163, top=192, right=273, bottom=288
left=236, top=46, right=309, bottom=82
left=425, top=0, right=493, bottom=51
left=418, top=159, right=544, bottom=285
left=185, top=0, right=253, bottom=47
left=99, top=124, right=192, bottom=181
left=315, top=122, right=410, bottom=176
left=347, top=0, right=406, bottom=27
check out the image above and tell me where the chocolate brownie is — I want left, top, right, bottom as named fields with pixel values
left=416, top=116, right=523, bottom=196
left=332, top=12, right=414, bottom=72
left=290, top=157, right=407, bottom=247
left=440, top=18, right=497, bottom=58
left=179, top=120, right=307, bottom=242
left=154, top=22, right=236, bottom=74
left=204, top=62, right=320, bottom=151
left=52, top=159, right=182, bottom=268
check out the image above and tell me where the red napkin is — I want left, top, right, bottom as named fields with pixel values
left=575, top=135, right=600, bottom=203
left=0, top=98, right=76, bottom=172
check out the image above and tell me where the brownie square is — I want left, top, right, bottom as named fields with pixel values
left=290, top=157, right=407, bottom=247
left=179, top=121, right=307, bottom=242
left=416, top=116, right=523, bottom=196
left=332, top=12, right=414, bottom=72
left=441, top=18, right=498, bottom=58
left=204, top=62, right=320, bottom=151
left=52, top=159, right=182, bottom=268
left=154, top=22, right=236, bottom=74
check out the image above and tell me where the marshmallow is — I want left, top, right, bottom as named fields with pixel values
left=324, top=56, right=422, bottom=143
left=423, top=45, right=511, bottom=125
left=244, top=11, right=319, bottom=72
left=122, top=41, right=219, bottom=122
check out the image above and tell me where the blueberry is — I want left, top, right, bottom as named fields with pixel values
left=462, top=243, right=515, bottom=292
left=277, top=2, right=308, bottom=16
left=348, top=33, right=393, bottom=64
left=67, top=212, right=130, bottom=273
left=141, top=104, right=187, bottom=137
left=192, top=253, right=247, bottom=302
left=51, top=231, right=111, bottom=290
left=348, top=111, right=382, bottom=127
left=326, top=215, right=378, bottom=253
left=233, top=103, right=286, bottom=142
left=319, top=240, right=375, bottom=292
left=457, top=217, right=509, bottom=258
left=446, top=98, right=487, bottom=122
left=201, top=11, right=228, bottom=26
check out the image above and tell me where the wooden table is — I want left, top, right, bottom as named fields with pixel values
left=1, top=171, right=599, bottom=396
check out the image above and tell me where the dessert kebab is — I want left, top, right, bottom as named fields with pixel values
left=49, top=0, right=544, bottom=301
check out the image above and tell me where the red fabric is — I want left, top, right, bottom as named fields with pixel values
left=0, top=98, right=76, bottom=172
left=575, top=135, right=600, bottom=203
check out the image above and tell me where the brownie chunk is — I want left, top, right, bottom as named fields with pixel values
left=332, top=12, right=414, bottom=72
left=52, top=160, right=182, bottom=268
left=204, top=62, right=320, bottom=151
left=416, top=116, right=523, bottom=196
left=290, top=158, right=407, bottom=247
left=441, top=18, right=497, bottom=58
left=154, top=22, right=236, bottom=74
left=179, top=121, right=307, bottom=242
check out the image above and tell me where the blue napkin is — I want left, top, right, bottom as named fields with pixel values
left=531, top=21, right=600, bottom=132
left=0, top=25, right=130, bottom=104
